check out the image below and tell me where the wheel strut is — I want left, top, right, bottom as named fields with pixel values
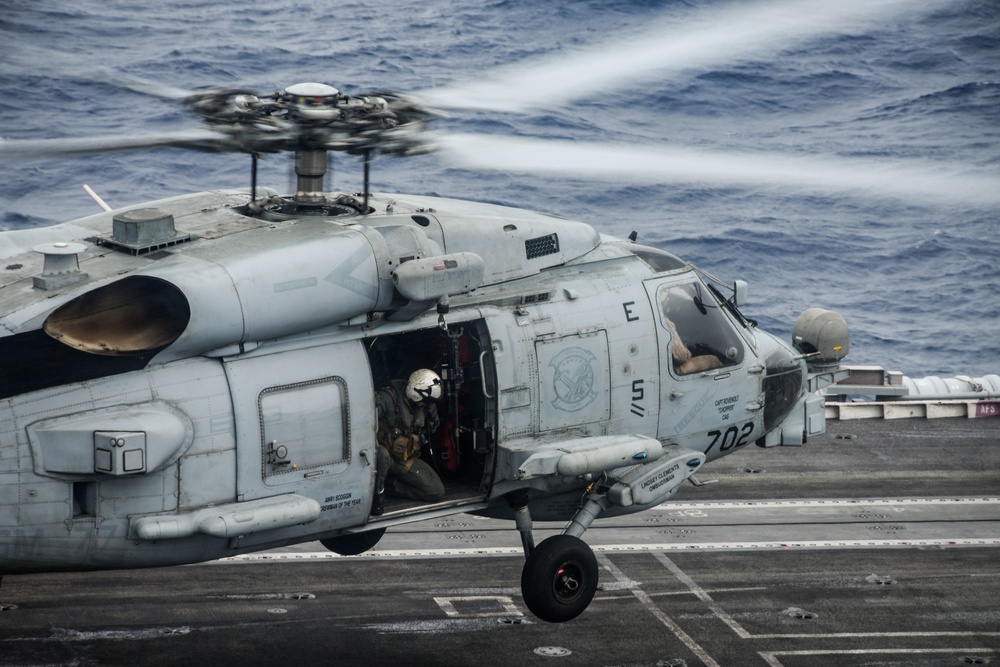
left=563, top=491, right=610, bottom=539
left=507, top=491, right=535, bottom=557
left=515, top=505, right=535, bottom=556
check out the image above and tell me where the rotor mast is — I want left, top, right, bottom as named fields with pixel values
left=294, top=148, right=329, bottom=206
left=268, top=82, right=430, bottom=211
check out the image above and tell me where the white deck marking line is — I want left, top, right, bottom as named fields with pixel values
left=755, top=630, right=1000, bottom=639
left=654, top=497, right=1000, bottom=510
left=214, top=538, right=1000, bottom=563
left=653, top=552, right=750, bottom=639
left=653, top=552, right=1000, bottom=640
left=433, top=596, right=521, bottom=618
left=597, top=552, right=721, bottom=667
left=759, top=648, right=996, bottom=667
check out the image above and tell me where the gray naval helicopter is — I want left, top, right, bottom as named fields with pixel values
left=0, top=83, right=850, bottom=622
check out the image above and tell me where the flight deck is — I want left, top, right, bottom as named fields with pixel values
left=1, top=415, right=997, bottom=667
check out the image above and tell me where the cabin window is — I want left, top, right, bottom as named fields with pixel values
left=258, top=377, right=348, bottom=478
left=657, top=282, right=744, bottom=376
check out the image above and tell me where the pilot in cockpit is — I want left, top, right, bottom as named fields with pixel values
left=660, top=286, right=724, bottom=375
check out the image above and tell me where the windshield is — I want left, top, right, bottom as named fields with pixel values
left=657, top=281, right=745, bottom=376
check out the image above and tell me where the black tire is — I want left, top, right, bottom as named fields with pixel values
left=521, top=534, right=598, bottom=623
left=319, top=528, right=387, bottom=556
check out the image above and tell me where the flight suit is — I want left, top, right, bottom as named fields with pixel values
left=374, top=380, right=446, bottom=504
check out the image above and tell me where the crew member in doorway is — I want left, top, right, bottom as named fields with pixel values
left=372, top=369, right=446, bottom=515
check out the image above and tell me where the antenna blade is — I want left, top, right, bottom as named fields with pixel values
left=82, top=184, right=113, bottom=212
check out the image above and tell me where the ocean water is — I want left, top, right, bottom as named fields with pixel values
left=1, top=0, right=997, bottom=378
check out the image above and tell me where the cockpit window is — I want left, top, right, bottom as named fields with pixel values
left=657, top=282, right=745, bottom=376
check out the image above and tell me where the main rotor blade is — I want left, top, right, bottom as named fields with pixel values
left=437, top=133, right=1000, bottom=207
left=416, top=0, right=935, bottom=114
left=0, top=129, right=235, bottom=159
left=113, top=76, right=206, bottom=102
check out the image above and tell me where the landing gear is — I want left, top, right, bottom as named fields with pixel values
left=320, top=527, right=386, bottom=556
left=521, top=535, right=598, bottom=623
left=508, top=489, right=601, bottom=622
left=509, top=447, right=703, bottom=622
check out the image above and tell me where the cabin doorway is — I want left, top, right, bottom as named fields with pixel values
left=364, top=319, right=497, bottom=511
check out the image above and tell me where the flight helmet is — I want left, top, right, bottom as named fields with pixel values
left=406, top=369, right=442, bottom=404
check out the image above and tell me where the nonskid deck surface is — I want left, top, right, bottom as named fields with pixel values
left=2, top=417, right=997, bottom=667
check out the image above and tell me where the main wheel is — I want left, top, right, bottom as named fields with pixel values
left=319, top=528, right=387, bottom=556
left=521, top=534, right=598, bottom=622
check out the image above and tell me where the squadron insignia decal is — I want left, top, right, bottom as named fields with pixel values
left=549, top=347, right=598, bottom=412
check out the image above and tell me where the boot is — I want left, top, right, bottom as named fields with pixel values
left=371, top=486, right=385, bottom=516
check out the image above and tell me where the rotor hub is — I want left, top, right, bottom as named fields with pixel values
left=179, top=82, right=438, bottom=211
left=182, top=82, right=434, bottom=157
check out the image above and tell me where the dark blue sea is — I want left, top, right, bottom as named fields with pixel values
left=1, top=0, right=998, bottom=378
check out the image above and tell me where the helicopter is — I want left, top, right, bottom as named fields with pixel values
left=0, top=80, right=851, bottom=624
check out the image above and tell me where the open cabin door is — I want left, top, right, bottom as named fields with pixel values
left=364, top=319, right=497, bottom=505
